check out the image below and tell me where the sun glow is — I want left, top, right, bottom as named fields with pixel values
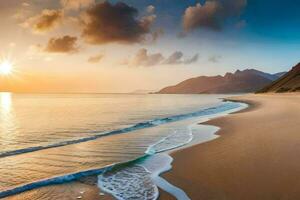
left=0, top=60, right=13, bottom=75
left=0, top=92, right=12, bottom=114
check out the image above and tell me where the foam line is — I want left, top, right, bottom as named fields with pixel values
left=0, top=167, right=107, bottom=198
left=0, top=101, right=247, bottom=199
left=0, top=102, right=242, bottom=158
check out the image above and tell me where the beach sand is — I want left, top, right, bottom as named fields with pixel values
left=159, top=93, right=300, bottom=200
left=4, top=176, right=114, bottom=200
left=5, top=94, right=300, bottom=200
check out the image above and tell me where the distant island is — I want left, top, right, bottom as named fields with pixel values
left=258, top=63, right=300, bottom=93
left=157, top=69, right=285, bottom=94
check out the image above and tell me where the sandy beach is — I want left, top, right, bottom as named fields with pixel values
left=4, top=177, right=114, bottom=200
left=6, top=94, right=300, bottom=200
left=159, top=93, right=300, bottom=200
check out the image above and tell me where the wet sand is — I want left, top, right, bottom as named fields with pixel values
left=5, top=94, right=300, bottom=200
left=4, top=176, right=114, bottom=200
left=160, top=93, right=300, bottom=200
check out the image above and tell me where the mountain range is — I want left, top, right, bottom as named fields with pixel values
left=258, top=63, right=300, bottom=93
left=157, top=69, right=285, bottom=94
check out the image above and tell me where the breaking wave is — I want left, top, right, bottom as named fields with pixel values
left=0, top=101, right=242, bottom=158
left=0, top=101, right=247, bottom=199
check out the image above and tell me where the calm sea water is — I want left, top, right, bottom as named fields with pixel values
left=0, top=93, right=246, bottom=199
left=0, top=93, right=228, bottom=155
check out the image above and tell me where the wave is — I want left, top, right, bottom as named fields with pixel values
left=98, top=160, right=159, bottom=200
left=0, top=101, right=242, bottom=158
left=0, top=166, right=108, bottom=198
left=145, top=127, right=193, bottom=155
left=98, top=101, right=248, bottom=200
left=0, top=101, right=247, bottom=199
left=96, top=129, right=195, bottom=199
left=0, top=154, right=157, bottom=199
left=98, top=151, right=191, bottom=200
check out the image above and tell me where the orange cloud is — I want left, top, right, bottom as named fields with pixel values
left=61, top=0, right=95, bottom=10
left=22, top=9, right=63, bottom=33
left=44, top=35, right=79, bottom=53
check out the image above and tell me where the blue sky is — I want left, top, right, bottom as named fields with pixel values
left=244, top=0, right=300, bottom=40
left=0, top=0, right=300, bottom=92
left=112, top=0, right=300, bottom=73
left=114, top=0, right=300, bottom=41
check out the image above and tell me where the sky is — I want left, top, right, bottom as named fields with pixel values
left=0, top=0, right=300, bottom=93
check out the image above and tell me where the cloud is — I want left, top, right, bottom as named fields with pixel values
left=146, top=5, right=155, bottom=13
left=183, top=0, right=247, bottom=32
left=128, top=48, right=164, bottom=67
left=184, top=54, right=199, bottom=64
left=61, top=0, right=95, bottom=10
left=163, top=51, right=183, bottom=64
left=81, top=2, right=156, bottom=44
left=151, top=28, right=164, bottom=42
left=183, top=1, right=220, bottom=31
left=21, top=9, right=63, bottom=33
left=164, top=51, right=199, bottom=65
left=88, top=54, right=104, bottom=63
left=127, top=49, right=198, bottom=67
left=44, top=35, right=79, bottom=53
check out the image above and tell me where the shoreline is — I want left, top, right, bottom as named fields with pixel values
left=94, top=100, right=247, bottom=200
left=157, top=97, right=253, bottom=199
left=159, top=93, right=300, bottom=200
left=3, top=99, right=246, bottom=200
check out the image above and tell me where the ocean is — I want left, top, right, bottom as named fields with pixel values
left=0, top=93, right=247, bottom=199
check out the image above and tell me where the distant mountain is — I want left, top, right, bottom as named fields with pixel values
left=273, top=72, right=287, bottom=78
left=157, top=69, right=282, bottom=94
left=258, top=63, right=300, bottom=93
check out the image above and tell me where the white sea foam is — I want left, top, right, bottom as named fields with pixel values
left=98, top=154, right=190, bottom=200
left=97, top=101, right=248, bottom=200
left=142, top=154, right=191, bottom=200
left=146, top=128, right=193, bottom=155
left=0, top=101, right=247, bottom=199
left=98, top=162, right=159, bottom=200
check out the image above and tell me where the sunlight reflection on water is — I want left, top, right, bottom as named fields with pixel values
left=0, top=92, right=12, bottom=114
left=0, top=94, right=227, bottom=154
left=0, top=92, right=18, bottom=144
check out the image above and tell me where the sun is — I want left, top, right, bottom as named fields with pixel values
left=0, top=60, right=13, bottom=75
